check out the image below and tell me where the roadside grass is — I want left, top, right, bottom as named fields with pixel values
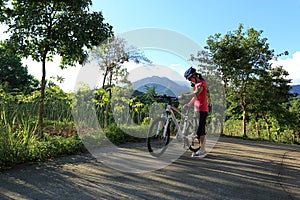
left=0, top=109, right=148, bottom=170
left=0, top=110, right=85, bottom=170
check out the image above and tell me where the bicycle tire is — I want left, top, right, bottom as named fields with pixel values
left=147, top=117, right=170, bottom=157
left=188, top=137, right=201, bottom=152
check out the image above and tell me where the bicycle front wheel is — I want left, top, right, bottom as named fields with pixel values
left=147, top=117, right=170, bottom=157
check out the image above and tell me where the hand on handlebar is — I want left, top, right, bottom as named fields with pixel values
left=183, top=104, right=192, bottom=109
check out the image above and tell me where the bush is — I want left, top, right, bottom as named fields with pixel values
left=105, top=123, right=147, bottom=144
left=27, top=134, right=84, bottom=162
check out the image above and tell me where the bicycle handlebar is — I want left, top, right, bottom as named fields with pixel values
left=153, top=94, right=178, bottom=100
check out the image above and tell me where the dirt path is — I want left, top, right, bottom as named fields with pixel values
left=0, top=137, right=299, bottom=200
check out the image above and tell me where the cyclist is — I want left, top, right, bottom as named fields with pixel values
left=183, top=67, right=209, bottom=158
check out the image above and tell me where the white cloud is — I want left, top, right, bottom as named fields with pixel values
left=275, top=51, right=300, bottom=85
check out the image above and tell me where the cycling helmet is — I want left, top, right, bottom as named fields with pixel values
left=184, top=67, right=196, bottom=80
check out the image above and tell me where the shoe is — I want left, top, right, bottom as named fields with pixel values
left=191, top=150, right=200, bottom=157
left=198, top=151, right=207, bottom=158
left=191, top=150, right=207, bottom=158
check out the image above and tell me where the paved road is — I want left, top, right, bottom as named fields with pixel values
left=0, top=137, right=299, bottom=200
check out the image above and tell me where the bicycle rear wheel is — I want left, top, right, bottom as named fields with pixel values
left=147, top=117, right=170, bottom=157
left=184, top=124, right=200, bottom=152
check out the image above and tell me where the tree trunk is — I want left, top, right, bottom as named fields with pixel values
left=38, top=57, right=47, bottom=136
left=102, top=69, right=108, bottom=88
left=220, top=104, right=225, bottom=135
left=255, top=114, right=260, bottom=138
left=255, top=121, right=260, bottom=138
left=242, top=109, right=247, bottom=138
left=220, top=117, right=224, bottom=135
left=263, top=115, right=271, bottom=141
left=241, top=95, right=247, bottom=138
left=220, top=79, right=227, bottom=136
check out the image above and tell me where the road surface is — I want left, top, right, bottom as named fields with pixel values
left=0, top=137, right=299, bottom=200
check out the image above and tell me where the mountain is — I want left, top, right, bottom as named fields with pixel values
left=291, top=85, right=300, bottom=96
left=133, top=76, right=190, bottom=96
left=132, top=79, right=300, bottom=97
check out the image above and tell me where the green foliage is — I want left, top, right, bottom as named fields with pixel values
left=3, top=0, right=113, bottom=67
left=0, top=42, right=39, bottom=93
left=0, top=108, right=84, bottom=170
left=0, top=86, right=84, bottom=170
left=105, top=123, right=147, bottom=144
left=27, top=134, right=84, bottom=162
left=224, top=117, right=299, bottom=144
left=205, top=24, right=292, bottom=138
left=2, top=0, right=113, bottom=134
left=89, top=37, right=151, bottom=88
left=141, top=117, right=151, bottom=126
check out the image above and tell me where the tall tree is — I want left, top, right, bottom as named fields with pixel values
left=206, top=24, right=274, bottom=138
left=248, top=64, right=292, bottom=140
left=1, top=0, right=113, bottom=135
left=0, top=42, right=38, bottom=93
left=89, top=37, right=151, bottom=90
left=89, top=37, right=150, bottom=127
left=288, top=96, right=300, bottom=143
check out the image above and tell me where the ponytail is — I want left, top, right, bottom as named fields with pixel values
left=196, top=73, right=204, bottom=81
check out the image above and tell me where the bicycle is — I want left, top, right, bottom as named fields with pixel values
left=147, top=94, right=200, bottom=157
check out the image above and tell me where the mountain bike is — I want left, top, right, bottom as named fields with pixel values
left=147, top=94, right=200, bottom=157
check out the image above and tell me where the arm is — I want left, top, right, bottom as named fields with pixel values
left=184, top=85, right=204, bottom=107
left=186, top=85, right=203, bottom=100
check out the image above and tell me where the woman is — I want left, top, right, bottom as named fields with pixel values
left=183, top=67, right=209, bottom=158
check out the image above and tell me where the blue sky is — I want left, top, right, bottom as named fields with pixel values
left=14, top=0, right=300, bottom=91
left=90, top=0, right=300, bottom=86
left=94, top=0, right=300, bottom=55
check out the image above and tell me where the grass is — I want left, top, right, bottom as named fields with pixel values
left=0, top=110, right=85, bottom=171
left=0, top=107, right=148, bottom=170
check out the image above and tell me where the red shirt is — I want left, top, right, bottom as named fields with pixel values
left=194, top=80, right=209, bottom=112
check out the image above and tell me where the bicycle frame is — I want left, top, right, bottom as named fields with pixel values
left=148, top=95, right=200, bottom=155
left=157, top=100, right=194, bottom=140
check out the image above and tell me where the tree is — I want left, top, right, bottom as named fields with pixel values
left=89, top=37, right=151, bottom=127
left=288, top=96, right=300, bottom=143
left=0, top=42, right=38, bottom=93
left=1, top=0, right=113, bottom=135
left=206, top=24, right=274, bottom=138
left=248, top=64, right=292, bottom=140
left=89, top=37, right=151, bottom=90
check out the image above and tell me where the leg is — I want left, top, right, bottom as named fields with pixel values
left=194, top=111, right=201, bottom=146
left=197, top=111, right=208, bottom=153
left=200, top=135, right=206, bottom=152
